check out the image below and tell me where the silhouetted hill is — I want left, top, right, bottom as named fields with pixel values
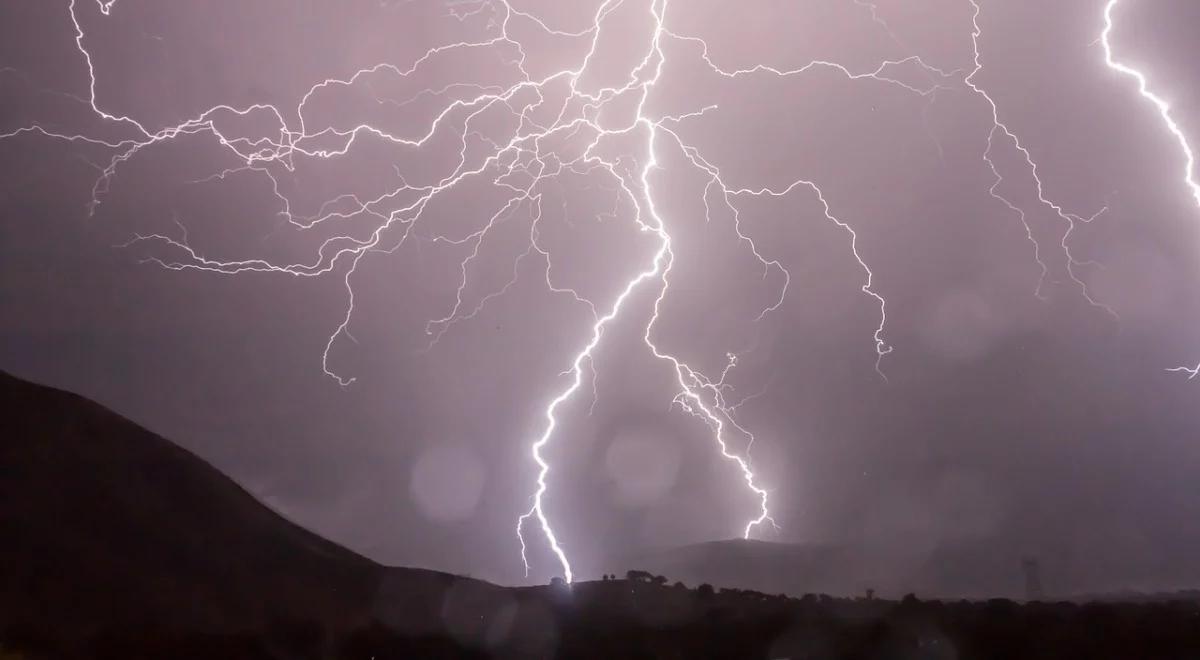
left=619, top=534, right=1200, bottom=604
left=4, top=371, right=1200, bottom=659
left=617, top=537, right=1144, bottom=601
left=619, top=539, right=859, bottom=596
left=0, top=370, right=503, bottom=638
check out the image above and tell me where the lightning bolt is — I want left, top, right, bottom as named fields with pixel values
left=965, top=0, right=1114, bottom=315
left=4, top=0, right=1167, bottom=584
left=1098, top=0, right=1200, bottom=379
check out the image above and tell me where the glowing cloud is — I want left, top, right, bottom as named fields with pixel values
left=7, top=0, right=1168, bottom=583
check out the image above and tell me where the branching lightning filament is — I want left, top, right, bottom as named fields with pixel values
left=7, top=0, right=1183, bottom=584
left=1098, top=0, right=1200, bottom=379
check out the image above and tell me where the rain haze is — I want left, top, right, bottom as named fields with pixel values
left=3, top=0, right=1200, bottom=600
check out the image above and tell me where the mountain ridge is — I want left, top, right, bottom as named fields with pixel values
left=0, top=369, right=500, bottom=636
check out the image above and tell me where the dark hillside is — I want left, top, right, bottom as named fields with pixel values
left=0, top=370, right=463, bottom=635
left=3, top=371, right=1199, bottom=659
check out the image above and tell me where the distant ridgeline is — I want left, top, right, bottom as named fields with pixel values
left=2, top=370, right=1199, bottom=659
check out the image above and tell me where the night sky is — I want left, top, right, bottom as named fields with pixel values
left=2, top=0, right=1200, bottom=594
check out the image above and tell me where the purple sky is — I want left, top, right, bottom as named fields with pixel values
left=2, top=0, right=1200, bottom=594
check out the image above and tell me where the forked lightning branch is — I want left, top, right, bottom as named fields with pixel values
left=4, top=0, right=1197, bottom=583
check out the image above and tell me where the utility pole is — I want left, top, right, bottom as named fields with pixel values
left=1021, top=557, right=1044, bottom=601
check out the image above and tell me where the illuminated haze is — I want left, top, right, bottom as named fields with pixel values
left=2, top=0, right=1200, bottom=594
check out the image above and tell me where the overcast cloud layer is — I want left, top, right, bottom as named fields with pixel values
left=2, top=0, right=1200, bottom=595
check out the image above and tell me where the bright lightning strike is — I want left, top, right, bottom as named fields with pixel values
left=965, top=0, right=1114, bottom=315
left=1098, top=0, right=1200, bottom=379
left=4, top=0, right=1165, bottom=584
left=1102, top=1, right=1200, bottom=209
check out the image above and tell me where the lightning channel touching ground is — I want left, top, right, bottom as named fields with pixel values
left=2, top=0, right=1157, bottom=582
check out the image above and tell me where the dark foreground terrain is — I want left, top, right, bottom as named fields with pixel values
left=2, top=370, right=1199, bottom=659
left=7, top=586, right=1200, bottom=660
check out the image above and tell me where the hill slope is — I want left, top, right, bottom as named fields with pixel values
left=0, top=370, right=496, bottom=635
left=4, top=372, right=1200, bottom=659
left=618, top=538, right=1029, bottom=601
